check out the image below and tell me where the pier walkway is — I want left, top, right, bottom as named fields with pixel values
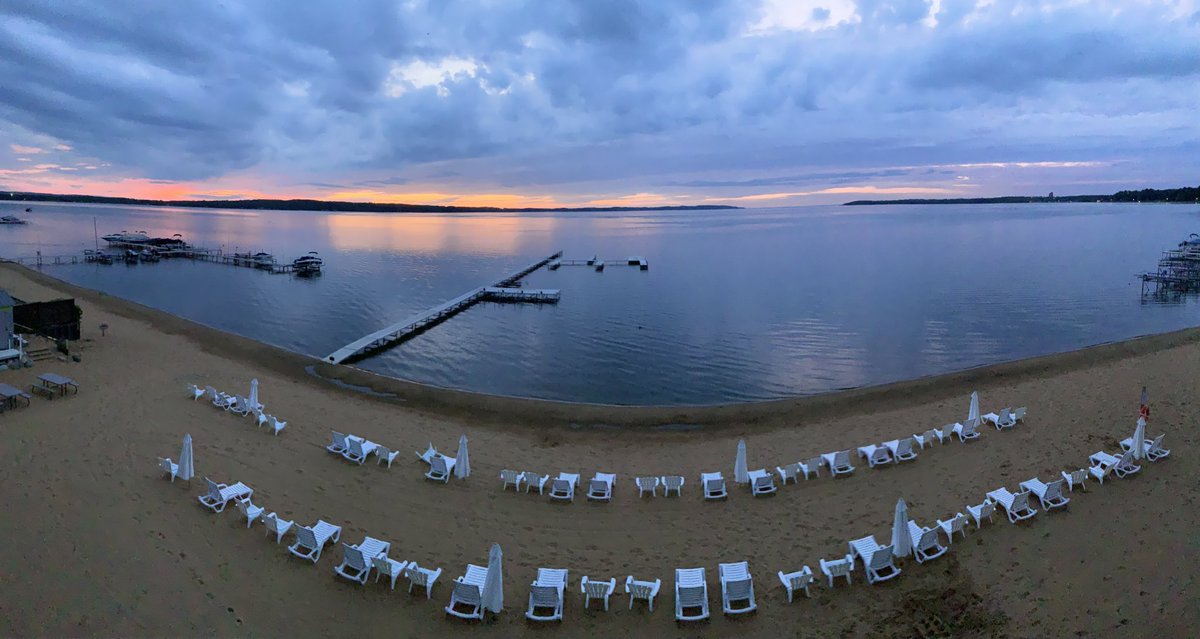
left=325, top=251, right=562, bottom=364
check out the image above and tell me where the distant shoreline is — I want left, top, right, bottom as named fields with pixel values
left=0, top=191, right=739, bottom=214
left=844, top=185, right=1200, bottom=206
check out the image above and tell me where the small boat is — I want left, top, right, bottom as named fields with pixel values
left=252, top=252, right=276, bottom=269
left=102, top=230, right=151, bottom=244
left=0, top=215, right=27, bottom=225
left=123, top=249, right=141, bottom=264
left=139, top=249, right=161, bottom=263
left=292, top=251, right=323, bottom=275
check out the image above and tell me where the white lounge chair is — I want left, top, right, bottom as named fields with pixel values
left=986, top=488, right=1037, bottom=523
left=966, top=499, right=995, bottom=528
left=913, top=429, right=939, bottom=449
left=1019, top=477, right=1070, bottom=510
left=445, top=564, right=488, bottom=619
left=522, top=472, right=549, bottom=494
left=371, top=554, right=408, bottom=590
left=719, top=561, right=756, bottom=615
left=212, top=391, right=235, bottom=410
left=334, top=544, right=374, bottom=585
left=797, top=456, right=822, bottom=479
left=848, top=536, right=901, bottom=584
left=821, top=450, right=855, bottom=476
left=701, top=472, right=727, bottom=500
left=333, top=533, right=388, bottom=583
left=1061, top=468, right=1088, bottom=491
left=230, top=395, right=253, bottom=416
left=907, top=520, right=949, bottom=563
left=287, top=520, right=343, bottom=563
left=500, top=469, right=524, bottom=492
left=776, top=463, right=801, bottom=485
left=376, top=446, right=400, bottom=468
left=635, top=476, right=660, bottom=497
left=661, top=475, right=685, bottom=496
left=549, top=473, right=579, bottom=501
left=581, top=576, right=617, bottom=610
left=327, top=431, right=348, bottom=455
left=857, top=444, right=893, bottom=468
left=587, top=472, right=616, bottom=501
left=159, top=457, right=179, bottom=482
left=187, top=383, right=204, bottom=401
left=405, top=563, right=443, bottom=598
left=235, top=498, right=264, bottom=528
left=988, top=408, right=1017, bottom=430
left=445, top=581, right=484, bottom=620
left=343, top=437, right=379, bottom=465
left=527, top=568, right=568, bottom=622
left=425, top=455, right=457, bottom=482
left=819, top=554, right=854, bottom=587
left=197, top=478, right=253, bottom=513
left=953, top=419, right=981, bottom=442
left=203, top=385, right=220, bottom=402
left=936, top=513, right=968, bottom=542
left=675, top=567, right=710, bottom=621
left=1120, top=433, right=1170, bottom=461
left=777, top=567, right=814, bottom=602
left=625, top=576, right=661, bottom=611
left=1089, top=450, right=1140, bottom=478
left=747, top=469, right=777, bottom=496
left=415, top=443, right=438, bottom=464
left=264, top=512, right=293, bottom=544
left=884, top=437, right=918, bottom=462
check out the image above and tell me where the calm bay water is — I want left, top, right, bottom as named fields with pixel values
left=1, top=201, right=1198, bottom=405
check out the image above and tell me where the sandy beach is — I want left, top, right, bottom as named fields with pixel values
left=0, top=261, right=1195, bottom=638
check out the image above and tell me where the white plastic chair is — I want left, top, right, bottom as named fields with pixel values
left=266, top=415, right=286, bottom=436
left=1090, top=450, right=1140, bottom=478
left=661, top=475, right=685, bottom=496
left=197, top=477, right=253, bottom=513
left=986, top=488, right=1038, bottom=523
left=635, top=476, right=660, bottom=497
left=907, top=520, right=948, bottom=563
left=587, top=472, right=616, bottom=501
left=701, top=472, right=727, bottom=500
left=326, top=431, right=348, bottom=455
left=187, top=383, right=204, bottom=401
left=857, top=444, right=893, bottom=468
left=264, top=512, right=293, bottom=544
left=254, top=410, right=268, bottom=429
left=1061, top=468, right=1088, bottom=491
left=522, top=471, right=549, bottom=494
left=675, top=567, right=710, bottom=621
left=819, top=554, right=854, bottom=587
left=580, top=576, right=617, bottom=610
left=500, top=469, right=524, bottom=492
left=1120, top=433, right=1170, bottom=461
left=376, top=446, right=400, bottom=468
left=371, top=554, right=407, bottom=590
left=415, top=443, right=438, bottom=464
left=936, top=512, right=968, bottom=542
left=527, top=568, right=567, bottom=621
left=848, top=536, right=901, bottom=584
left=777, top=567, right=814, bottom=602
left=1019, top=477, right=1070, bottom=510
left=913, top=429, right=938, bottom=449
left=797, top=456, right=822, bottom=479
left=625, top=576, right=661, bottom=610
left=776, top=463, right=801, bottom=485
left=235, top=498, right=264, bottom=528
left=405, top=563, right=443, bottom=598
left=425, top=455, right=457, bottom=482
left=966, top=499, right=995, bottom=528
left=719, top=561, right=756, bottom=615
left=159, top=457, right=179, bottom=482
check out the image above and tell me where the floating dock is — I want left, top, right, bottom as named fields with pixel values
left=1140, top=248, right=1200, bottom=294
left=325, top=251, right=563, bottom=364
left=548, top=255, right=648, bottom=271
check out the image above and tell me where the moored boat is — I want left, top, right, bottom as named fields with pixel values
left=292, top=251, right=323, bottom=275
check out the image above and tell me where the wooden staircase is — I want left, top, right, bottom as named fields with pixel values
left=26, top=347, right=55, bottom=362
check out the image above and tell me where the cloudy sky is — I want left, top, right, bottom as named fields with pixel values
left=1, top=0, right=1197, bottom=207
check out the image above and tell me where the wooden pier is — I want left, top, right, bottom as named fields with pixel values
left=548, top=256, right=648, bottom=271
left=324, top=251, right=563, bottom=364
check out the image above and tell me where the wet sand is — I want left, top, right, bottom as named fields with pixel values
left=0, top=261, right=1195, bottom=638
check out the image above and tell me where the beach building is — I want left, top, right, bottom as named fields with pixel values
left=0, top=288, right=21, bottom=363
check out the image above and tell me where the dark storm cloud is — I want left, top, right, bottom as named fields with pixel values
left=0, top=0, right=1197, bottom=199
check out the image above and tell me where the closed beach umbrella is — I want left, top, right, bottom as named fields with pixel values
left=734, top=439, right=748, bottom=484
left=891, top=498, right=911, bottom=558
left=455, top=434, right=470, bottom=479
left=178, top=434, right=194, bottom=481
left=968, top=391, right=980, bottom=424
left=482, top=543, right=504, bottom=614
left=1132, top=417, right=1146, bottom=460
left=249, top=378, right=260, bottom=410
left=1139, top=386, right=1148, bottom=408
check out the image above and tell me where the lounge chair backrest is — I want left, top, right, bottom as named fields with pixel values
left=833, top=450, right=850, bottom=466
left=348, top=439, right=365, bottom=457
left=705, top=477, right=724, bottom=491
left=530, top=584, right=561, bottom=607
left=204, top=478, right=222, bottom=500
left=341, top=544, right=368, bottom=571
left=897, top=438, right=913, bottom=454
left=1147, top=434, right=1164, bottom=452
left=552, top=478, right=571, bottom=492
left=869, top=545, right=895, bottom=570
left=1116, top=450, right=1135, bottom=468
left=870, top=447, right=889, bottom=462
left=678, top=585, right=705, bottom=606
left=330, top=431, right=346, bottom=447
left=1044, top=479, right=1064, bottom=501
left=431, top=456, right=448, bottom=474
left=452, top=581, right=481, bottom=605
left=999, top=407, right=1012, bottom=421
left=1012, top=491, right=1031, bottom=511
left=916, top=528, right=938, bottom=550
left=294, top=526, right=317, bottom=549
